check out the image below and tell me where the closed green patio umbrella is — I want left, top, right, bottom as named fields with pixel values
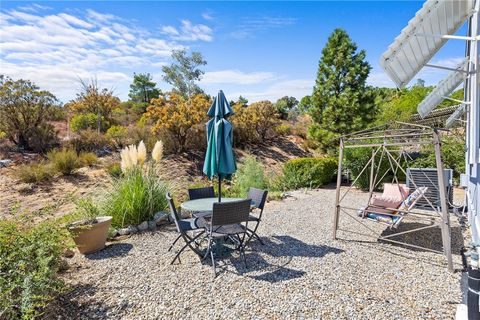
left=203, top=90, right=236, bottom=202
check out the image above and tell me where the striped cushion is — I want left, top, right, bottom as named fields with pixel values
left=178, top=218, right=203, bottom=231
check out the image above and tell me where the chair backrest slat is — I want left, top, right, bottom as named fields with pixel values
left=247, top=188, right=268, bottom=210
left=188, top=186, right=215, bottom=200
left=166, top=193, right=182, bottom=233
left=211, top=200, right=251, bottom=227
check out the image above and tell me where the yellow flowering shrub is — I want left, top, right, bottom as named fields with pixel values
left=143, top=92, right=210, bottom=151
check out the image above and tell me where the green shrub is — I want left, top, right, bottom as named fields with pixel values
left=0, top=217, right=70, bottom=319
left=27, top=122, right=60, bottom=153
left=70, top=113, right=109, bottom=133
left=106, top=162, right=122, bottom=178
left=66, top=198, right=101, bottom=225
left=67, top=129, right=112, bottom=153
left=275, top=123, right=292, bottom=136
left=78, top=152, right=98, bottom=167
left=281, top=157, right=337, bottom=190
left=230, top=156, right=269, bottom=197
left=14, top=162, right=54, bottom=184
left=47, top=149, right=82, bottom=175
left=412, top=132, right=465, bottom=184
left=301, top=139, right=318, bottom=151
left=102, top=167, right=169, bottom=228
left=106, top=125, right=130, bottom=148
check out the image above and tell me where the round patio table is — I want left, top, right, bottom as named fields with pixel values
left=181, top=197, right=255, bottom=218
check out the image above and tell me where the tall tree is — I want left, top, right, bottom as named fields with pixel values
left=308, top=28, right=375, bottom=151
left=0, top=75, right=59, bottom=151
left=298, top=95, right=312, bottom=113
left=162, top=50, right=207, bottom=98
left=275, top=96, right=299, bottom=119
left=128, top=73, right=160, bottom=104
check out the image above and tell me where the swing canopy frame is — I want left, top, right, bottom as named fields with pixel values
left=332, top=121, right=454, bottom=272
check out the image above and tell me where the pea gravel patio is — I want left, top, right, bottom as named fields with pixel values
left=46, top=188, right=464, bottom=319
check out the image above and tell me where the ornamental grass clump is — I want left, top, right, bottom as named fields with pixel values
left=47, top=148, right=82, bottom=175
left=14, top=162, right=54, bottom=184
left=105, top=140, right=168, bottom=228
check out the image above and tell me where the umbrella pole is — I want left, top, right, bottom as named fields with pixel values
left=218, top=178, right=222, bottom=202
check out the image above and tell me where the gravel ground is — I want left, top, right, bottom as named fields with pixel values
left=45, top=187, right=464, bottom=319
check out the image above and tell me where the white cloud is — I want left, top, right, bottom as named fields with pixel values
left=1, top=60, right=130, bottom=99
left=230, top=16, right=297, bottom=39
left=203, top=70, right=276, bottom=85
left=202, top=12, right=214, bottom=21
left=161, top=20, right=213, bottom=42
left=17, top=3, right=51, bottom=13
left=0, top=7, right=187, bottom=102
left=367, top=70, right=396, bottom=88
left=230, top=79, right=313, bottom=102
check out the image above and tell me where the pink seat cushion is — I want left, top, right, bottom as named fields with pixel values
left=382, top=183, right=410, bottom=201
left=370, top=195, right=403, bottom=209
left=365, top=205, right=395, bottom=214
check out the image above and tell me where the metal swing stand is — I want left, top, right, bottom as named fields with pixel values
left=332, top=122, right=454, bottom=272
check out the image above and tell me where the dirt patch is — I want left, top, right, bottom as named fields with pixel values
left=0, top=165, right=111, bottom=220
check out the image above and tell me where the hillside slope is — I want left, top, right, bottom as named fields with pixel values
left=0, top=136, right=311, bottom=220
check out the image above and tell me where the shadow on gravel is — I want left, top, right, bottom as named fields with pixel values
left=42, top=283, right=126, bottom=320
left=216, top=235, right=343, bottom=281
left=264, top=235, right=344, bottom=258
left=86, top=243, right=133, bottom=260
left=379, top=222, right=464, bottom=253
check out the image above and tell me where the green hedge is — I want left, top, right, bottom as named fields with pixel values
left=282, top=157, right=337, bottom=189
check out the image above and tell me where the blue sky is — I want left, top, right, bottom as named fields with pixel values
left=0, top=1, right=467, bottom=103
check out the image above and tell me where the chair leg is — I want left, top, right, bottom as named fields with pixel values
left=184, top=231, right=206, bottom=258
left=235, top=234, right=248, bottom=269
left=171, top=243, right=189, bottom=264
left=210, top=248, right=216, bottom=277
left=245, top=223, right=264, bottom=246
left=171, top=232, right=206, bottom=264
left=252, top=232, right=265, bottom=245
left=168, top=234, right=182, bottom=252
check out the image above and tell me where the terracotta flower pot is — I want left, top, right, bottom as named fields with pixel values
left=69, top=216, right=112, bottom=254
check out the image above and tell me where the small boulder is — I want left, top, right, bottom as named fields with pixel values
left=138, top=221, right=148, bottom=232
left=154, top=211, right=169, bottom=225
left=0, top=159, right=12, bottom=168
left=148, top=221, right=156, bottom=231
left=128, top=225, right=138, bottom=234
left=118, top=228, right=130, bottom=236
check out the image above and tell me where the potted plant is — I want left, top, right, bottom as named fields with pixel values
left=68, top=198, right=112, bottom=254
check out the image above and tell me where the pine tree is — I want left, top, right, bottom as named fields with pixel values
left=308, top=28, right=376, bottom=151
left=128, top=73, right=160, bottom=104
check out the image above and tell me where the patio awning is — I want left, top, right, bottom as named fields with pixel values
left=417, top=58, right=468, bottom=118
left=380, top=0, right=475, bottom=88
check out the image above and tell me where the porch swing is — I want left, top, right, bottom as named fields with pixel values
left=332, top=122, right=454, bottom=272
left=357, top=146, right=429, bottom=228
